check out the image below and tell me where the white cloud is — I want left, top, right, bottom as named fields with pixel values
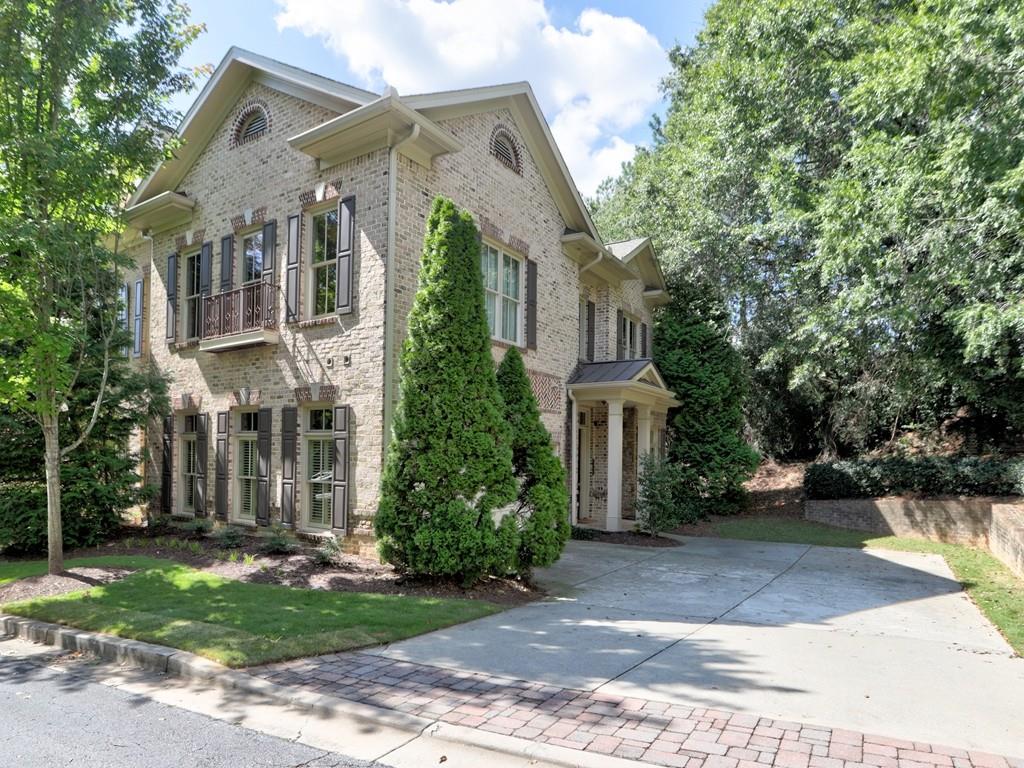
left=275, top=0, right=666, bottom=196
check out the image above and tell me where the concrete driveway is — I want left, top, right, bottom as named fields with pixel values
left=368, top=537, right=1024, bottom=756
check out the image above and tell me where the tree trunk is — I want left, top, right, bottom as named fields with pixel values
left=42, top=413, right=63, bottom=574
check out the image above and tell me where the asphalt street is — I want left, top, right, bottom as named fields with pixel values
left=0, top=653, right=383, bottom=768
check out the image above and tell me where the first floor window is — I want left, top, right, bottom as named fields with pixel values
left=306, top=408, right=333, bottom=527
left=310, top=208, right=338, bottom=316
left=236, top=411, right=258, bottom=520
left=185, top=252, right=202, bottom=339
left=481, top=243, right=522, bottom=344
left=181, top=415, right=198, bottom=512
left=241, top=231, right=263, bottom=284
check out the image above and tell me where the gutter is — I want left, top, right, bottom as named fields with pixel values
left=381, top=124, right=421, bottom=457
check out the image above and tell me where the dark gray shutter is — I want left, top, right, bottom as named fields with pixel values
left=336, top=196, right=355, bottom=314
left=199, top=241, right=212, bottom=338
left=647, top=323, right=653, bottom=358
left=332, top=405, right=349, bottom=531
left=526, top=259, right=538, bottom=350
left=215, top=412, right=229, bottom=521
left=256, top=407, right=272, bottom=526
left=285, top=214, right=300, bottom=322
left=615, top=309, right=625, bottom=360
left=195, top=413, right=208, bottom=517
left=586, top=301, right=595, bottom=362
left=640, top=322, right=648, bottom=358
left=220, top=235, right=234, bottom=292
left=161, top=415, right=173, bottom=513
left=281, top=406, right=297, bottom=527
left=165, top=253, right=177, bottom=341
left=262, top=220, right=276, bottom=281
left=132, top=279, right=143, bottom=357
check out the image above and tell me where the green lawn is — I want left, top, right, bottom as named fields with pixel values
left=1, top=561, right=500, bottom=667
left=708, top=517, right=1024, bottom=655
left=0, top=555, right=178, bottom=585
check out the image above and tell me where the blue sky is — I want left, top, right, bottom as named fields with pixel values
left=177, top=1, right=712, bottom=195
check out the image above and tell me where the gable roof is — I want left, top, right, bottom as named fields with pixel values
left=129, top=47, right=378, bottom=206
left=404, top=83, right=598, bottom=238
left=129, top=49, right=601, bottom=242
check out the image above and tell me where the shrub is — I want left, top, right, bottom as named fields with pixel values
left=0, top=478, right=137, bottom=555
left=213, top=526, right=246, bottom=549
left=634, top=454, right=692, bottom=536
left=188, top=518, right=212, bottom=538
left=570, top=525, right=598, bottom=541
left=496, top=347, right=570, bottom=571
left=314, top=536, right=343, bottom=567
left=804, top=456, right=1024, bottom=499
left=375, top=197, right=517, bottom=582
left=261, top=525, right=297, bottom=555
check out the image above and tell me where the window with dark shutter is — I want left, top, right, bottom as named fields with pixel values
left=281, top=406, right=297, bottom=527
left=220, top=235, right=234, bottom=292
left=256, top=407, right=272, bottom=526
left=195, top=413, right=208, bottom=516
left=165, top=253, right=177, bottom=342
left=336, top=196, right=355, bottom=315
left=526, top=260, right=537, bottom=350
left=215, top=412, right=229, bottom=521
left=615, top=309, right=625, bottom=360
left=132, top=279, right=143, bottom=357
left=286, top=214, right=300, bottom=322
left=332, top=405, right=350, bottom=531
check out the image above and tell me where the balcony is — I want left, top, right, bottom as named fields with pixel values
left=198, top=282, right=280, bottom=353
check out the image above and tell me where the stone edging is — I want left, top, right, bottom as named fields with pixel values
left=0, top=615, right=643, bottom=768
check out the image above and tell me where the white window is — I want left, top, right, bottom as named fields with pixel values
left=309, top=208, right=338, bottom=317
left=241, top=232, right=263, bottom=285
left=305, top=408, right=333, bottom=528
left=621, top=314, right=640, bottom=359
left=236, top=411, right=259, bottom=521
left=184, top=252, right=202, bottom=339
left=578, top=297, right=588, bottom=361
left=181, top=415, right=199, bottom=513
left=481, top=243, right=522, bottom=344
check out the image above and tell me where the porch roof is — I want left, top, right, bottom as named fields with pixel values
left=569, top=359, right=680, bottom=409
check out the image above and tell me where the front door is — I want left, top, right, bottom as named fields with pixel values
left=576, top=409, right=591, bottom=522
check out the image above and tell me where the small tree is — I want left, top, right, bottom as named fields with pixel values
left=0, top=1, right=201, bottom=573
left=656, top=279, right=760, bottom=511
left=375, top=197, right=517, bottom=581
left=496, top=347, right=569, bottom=570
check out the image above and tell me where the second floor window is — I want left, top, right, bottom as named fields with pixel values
left=481, top=243, right=522, bottom=345
left=242, top=231, right=263, bottom=284
left=185, top=253, right=202, bottom=339
left=621, top=314, right=639, bottom=359
left=311, top=208, right=338, bottom=316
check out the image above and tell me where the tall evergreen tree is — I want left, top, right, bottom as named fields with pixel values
left=656, top=279, right=759, bottom=506
left=376, top=197, right=517, bottom=581
left=496, top=347, right=569, bottom=570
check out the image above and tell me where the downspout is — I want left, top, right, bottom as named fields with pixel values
left=579, top=250, right=603, bottom=275
left=568, top=389, right=579, bottom=525
left=381, top=123, right=421, bottom=458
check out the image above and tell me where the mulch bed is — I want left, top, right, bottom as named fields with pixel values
left=574, top=529, right=682, bottom=547
left=12, top=535, right=540, bottom=607
left=0, top=566, right=136, bottom=604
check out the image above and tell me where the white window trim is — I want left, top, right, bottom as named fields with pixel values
left=183, top=251, right=202, bottom=340
left=239, top=229, right=264, bottom=287
left=233, top=410, right=259, bottom=523
left=305, top=204, right=339, bottom=320
left=481, top=240, right=524, bottom=346
left=179, top=423, right=198, bottom=516
left=622, top=313, right=640, bottom=360
left=303, top=407, right=334, bottom=530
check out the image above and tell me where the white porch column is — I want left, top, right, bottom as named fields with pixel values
left=637, top=405, right=652, bottom=478
left=606, top=398, right=624, bottom=532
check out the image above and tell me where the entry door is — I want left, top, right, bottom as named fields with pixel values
left=576, top=409, right=591, bottom=521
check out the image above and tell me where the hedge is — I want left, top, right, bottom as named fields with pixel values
left=804, top=457, right=1024, bottom=500
left=0, top=478, right=131, bottom=555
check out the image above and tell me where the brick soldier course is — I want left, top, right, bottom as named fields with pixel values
left=121, top=47, right=678, bottom=549
left=256, top=652, right=1021, bottom=768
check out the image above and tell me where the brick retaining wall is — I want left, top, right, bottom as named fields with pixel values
left=805, top=497, right=1024, bottom=577
left=991, top=503, right=1024, bottom=578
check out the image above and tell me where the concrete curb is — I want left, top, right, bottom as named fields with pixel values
left=1, top=613, right=626, bottom=768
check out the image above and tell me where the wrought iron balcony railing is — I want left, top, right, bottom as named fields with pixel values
left=202, top=282, right=277, bottom=340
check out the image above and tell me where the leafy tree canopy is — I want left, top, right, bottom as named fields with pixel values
left=592, top=0, right=1024, bottom=457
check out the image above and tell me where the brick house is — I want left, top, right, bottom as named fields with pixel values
left=120, top=48, right=678, bottom=553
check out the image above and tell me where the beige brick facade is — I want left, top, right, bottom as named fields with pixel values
left=125, top=50, right=675, bottom=543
